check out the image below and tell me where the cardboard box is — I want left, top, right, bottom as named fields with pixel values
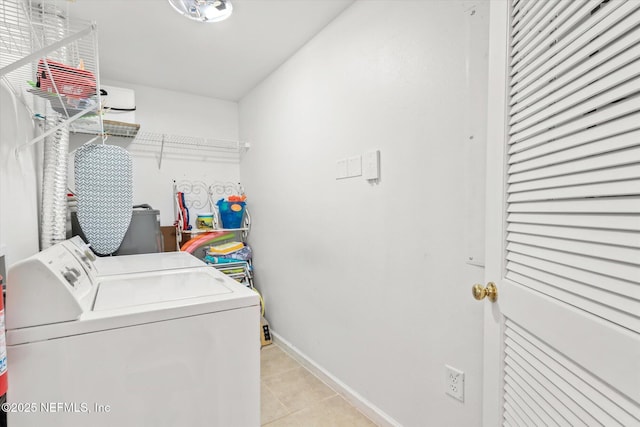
left=161, top=226, right=178, bottom=252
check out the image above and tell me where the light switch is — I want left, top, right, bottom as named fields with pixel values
left=336, top=159, right=348, bottom=179
left=347, top=156, right=362, bottom=177
left=363, top=150, right=380, bottom=180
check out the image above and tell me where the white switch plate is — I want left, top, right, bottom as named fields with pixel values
left=336, top=159, right=348, bottom=179
left=347, top=155, right=362, bottom=177
left=363, top=150, right=380, bottom=180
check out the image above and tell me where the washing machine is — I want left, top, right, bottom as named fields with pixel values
left=5, top=239, right=260, bottom=427
left=61, top=235, right=206, bottom=277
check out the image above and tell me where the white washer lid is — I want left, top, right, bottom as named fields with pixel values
left=7, top=267, right=259, bottom=345
left=93, top=267, right=231, bottom=311
left=94, top=252, right=205, bottom=276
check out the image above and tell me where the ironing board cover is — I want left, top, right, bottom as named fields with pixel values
left=75, top=144, right=133, bottom=255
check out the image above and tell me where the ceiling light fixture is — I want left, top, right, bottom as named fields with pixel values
left=167, top=0, right=233, bottom=23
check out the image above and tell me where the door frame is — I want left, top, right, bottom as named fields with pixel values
left=483, top=0, right=509, bottom=425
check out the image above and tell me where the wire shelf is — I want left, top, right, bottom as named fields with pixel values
left=129, top=131, right=250, bottom=167
left=70, top=119, right=140, bottom=138
left=0, top=0, right=104, bottom=148
left=206, top=261, right=253, bottom=288
left=175, top=180, right=244, bottom=210
left=174, top=180, right=250, bottom=248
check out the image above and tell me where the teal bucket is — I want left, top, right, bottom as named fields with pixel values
left=217, top=199, right=246, bottom=229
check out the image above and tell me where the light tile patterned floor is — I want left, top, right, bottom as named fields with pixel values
left=261, top=344, right=378, bottom=426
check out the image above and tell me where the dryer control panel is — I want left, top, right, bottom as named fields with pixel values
left=6, top=241, right=96, bottom=330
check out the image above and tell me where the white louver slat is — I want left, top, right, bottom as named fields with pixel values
left=504, top=320, right=640, bottom=426
left=509, top=143, right=640, bottom=182
left=511, top=2, right=573, bottom=75
left=511, top=0, right=548, bottom=37
left=508, top=197, right=640, bottom=213
left=509, top=115, right=640, bottom=162
left=510, top=28, right=640, bottom=121
left=509, top=164, right=640, bottom=193
left=507, top=222, right=640, bottom=247
left=510, top=1, right=633, bottom=97
left=506, top=242, right=638, bottom=282
left=510, top=0, right=584, bottom=64
left=505, top=0, right=640, bottom=340
left=509, top=96, right=640, bottom=152
left=511, top=0, right=524, bottom=19
left=507, top=212, right=639, bottom=230
left=506, top=252, right=640, bottom=299
left=510, top=55, right=640, bottom=134
left=511, top=0, right=600, bottom=71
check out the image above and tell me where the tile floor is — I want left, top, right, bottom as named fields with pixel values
left=260, top=344, right=378, bottom=426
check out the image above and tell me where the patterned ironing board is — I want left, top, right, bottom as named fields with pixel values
left=74, top=144, right=133, bottom=255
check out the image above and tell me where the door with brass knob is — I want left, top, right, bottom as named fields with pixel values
left=471, top=282, right=497, bottom=302
left=483, top=1, right=640, bottom=424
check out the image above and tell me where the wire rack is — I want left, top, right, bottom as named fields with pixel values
left=0, top=0, right=103, bottom=148
left=70, top=119, right=140, bottom=138
left=129, top=131, right=250, bottom=167
left=175, top=180, right=244, bottom=210
left=207, top=261, right=254, bottom=288
left=174, top=180, right=251, bottom=248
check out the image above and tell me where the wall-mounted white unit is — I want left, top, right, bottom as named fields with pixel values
left=101, top=84, right=136, bottom=123
left=70, top=84, right=140, bottom=142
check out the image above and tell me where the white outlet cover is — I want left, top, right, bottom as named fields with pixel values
left=445, top=365, right=465, bottom=402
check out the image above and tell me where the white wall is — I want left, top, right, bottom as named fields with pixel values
left=103, top=79, right=238, bottom=139
left=0, top=83, right=39, bottom=269
left=239, top=1, right=488, bottom=425
left=73, top=80, right=241, bottom=227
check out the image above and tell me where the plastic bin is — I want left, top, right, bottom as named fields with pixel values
left=71, top=204, right=163, bottom=255
left=217, top=200, right=246, bottom=229
left=115, top=205, right=163, bottom=255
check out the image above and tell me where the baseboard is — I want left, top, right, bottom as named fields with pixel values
left=271, top=330, right=401, bottom=427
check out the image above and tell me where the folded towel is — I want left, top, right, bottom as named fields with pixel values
left=208, top=241, right=244, bottom=255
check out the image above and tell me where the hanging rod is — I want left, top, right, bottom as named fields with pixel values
left=129, top=131, right=250, bottom=167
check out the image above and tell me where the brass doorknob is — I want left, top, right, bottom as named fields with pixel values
left=472, top=282, right=498, bottom=302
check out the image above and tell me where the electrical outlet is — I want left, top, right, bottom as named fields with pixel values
left=445, top=365, right=464, bottom=402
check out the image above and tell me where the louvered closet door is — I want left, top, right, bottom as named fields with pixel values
left=483, top=1, right=640, bottom=426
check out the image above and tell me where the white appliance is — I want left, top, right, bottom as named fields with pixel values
left=5, top=239, right=260, bottom=427
left=62, top=236, right=206, bottom=277
left=102, top=84, right=136, bottom=124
